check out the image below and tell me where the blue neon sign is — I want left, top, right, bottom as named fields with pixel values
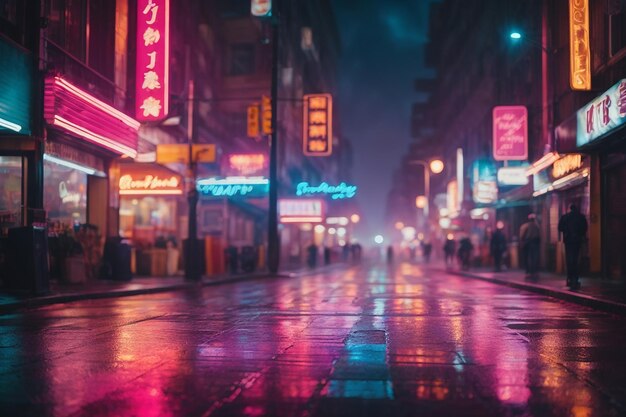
left=197, top=177, right=269, bottom=198
left=296, top=182, right=357, bottom=199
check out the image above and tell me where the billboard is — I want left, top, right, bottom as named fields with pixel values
left=492, top=106, right=528, bottom=161
left=303, top=94, right=332, bottom=156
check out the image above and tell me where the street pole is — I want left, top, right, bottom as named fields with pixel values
left=267, top=0, right=280, bottom=274
left=185, top=79, right=200, bottom=281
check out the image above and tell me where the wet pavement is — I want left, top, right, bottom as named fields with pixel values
left=2, top=263, right=626, bottom=417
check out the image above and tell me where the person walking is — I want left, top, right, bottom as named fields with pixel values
left=558, top=204, right=588, bottom=289
left=443, top=235, right=456, bottom=268
left=519, top=213, right=540, bottom=278
left=490, top=224, right=507, bottom=272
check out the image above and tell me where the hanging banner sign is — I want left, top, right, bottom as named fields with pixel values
left=156, top=144, right=216, bottom=164
left=577, top=79, right=626, bottom=147
left=295, top=182, right=357, bottom=199
left=492, top=106, right=528, bottom=161
left=569, top=0, right=591, bottom=91
left=136, top=0, right=169, bottom=122
left=303, top=94, right=332, bottom=156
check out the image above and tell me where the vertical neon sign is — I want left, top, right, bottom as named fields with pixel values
left=569, top=0, right=591, bottom=91
left=303, top=94, right=332, bottom=156
left=136, top=0, right=169, bottom=122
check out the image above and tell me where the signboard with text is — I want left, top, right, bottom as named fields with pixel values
left=577, top=79, right=626, bottom=148
left=569, top=0, right=591, bottom=90
left=197, top=177, right=269, bottom=198
left=492, top=106, right=528, bottom=161
left=156, top=144, right=216, bottom=164
left=118, top=163, right=182, bottom=196
left=303, top=94, right=332, bottom=156
left=279, top=198, right=325, bottom=223
left=136, top=0, right=169, bottom=122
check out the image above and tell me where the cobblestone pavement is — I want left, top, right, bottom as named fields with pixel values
left=1, top=263, right=626, bottom=417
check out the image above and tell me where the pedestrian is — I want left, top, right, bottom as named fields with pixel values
left=558, top=204, right=588, bottom=289
left=386, top=245, right=394, bottom=264
left=519, top=213, right=540, bottom=278
left=324, top=246, right=331, bottom=265
left=490, top=223, right=507, bottom=272
left=306, top=243, right=318, bottom=268
left=457, top=236, right=473, bottom=270
left=443, top=235, right=456, bottom=268
left=423, top=241, right=432, bottom=263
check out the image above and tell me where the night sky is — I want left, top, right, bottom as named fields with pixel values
left=332, top=0, right=436, bottom=243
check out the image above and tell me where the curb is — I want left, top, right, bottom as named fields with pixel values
left=0, top=264, right=347, bottom=315
left=443, top=268, right=626, bottom=316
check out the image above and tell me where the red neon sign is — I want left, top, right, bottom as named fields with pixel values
left=228, top=154, right=266, bottom=176
left=303, top=94, right=332, bottom=156
left=136, top=0, right=169, bottom=122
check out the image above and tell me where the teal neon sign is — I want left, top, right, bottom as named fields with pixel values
left=197, top=177, right=269, bottom=198
left=296, top=182, right=357, bottom=199
left=0, top=38, right=32, bottom=135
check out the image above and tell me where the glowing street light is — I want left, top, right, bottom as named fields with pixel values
left=394, top=221, right=404, bottom=230
left=429, top=159, right=445, bottom=174
left=350, top=213, right=360, bottom=224
left=415, top=195, right=427, bottom=209
left=510, top=31, right=522, bottom=40
left=374, top=235, right=384, bottom=244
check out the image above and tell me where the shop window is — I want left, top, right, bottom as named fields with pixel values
left=0, top=156, right=22, bottom=234
left=44, top=159, right=87, bottom=230
left=228, top=43, right=255, bottom=76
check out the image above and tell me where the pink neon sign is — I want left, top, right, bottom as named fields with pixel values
left=136, top=0, right=169, bottom=122
left=492, top=106, right=528, bottom=161
left=44, top=77, right=139, bottom=157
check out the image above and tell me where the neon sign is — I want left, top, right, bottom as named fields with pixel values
left=569, top=0, right=591, bottom=90
left=44, top=77, right=139, bottom=157
left=136, top=0, right=169, bottom=122
left=492, top=106, right=528, bottom=161
left=303, top=94, right=332, bottom=156
left=197, top=177, right=269, bottom=198
left=577, top=79, right=626, bottom=147
left=119, top=175, right=181, bottom=195
left=552, top=154, right=582, bottom=179
left=228, top=154, right=266, bottom=176
left=251, top=0, right=272, bottom=17
left=296, top=182, right=357, bottom=199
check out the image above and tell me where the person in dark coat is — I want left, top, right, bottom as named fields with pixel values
left=443, top=236, right=456, bottom=268
left=520, top=213, right=540, bottom=278
left=490, top=224, right=507, bottom=272
left=558, top=204, right=588, bottom=289
left=386, top=245, right=394, bottom=264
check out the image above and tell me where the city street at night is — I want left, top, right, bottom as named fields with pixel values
left=2, top=264, right=626, bottom=417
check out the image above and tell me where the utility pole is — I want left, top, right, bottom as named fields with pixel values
left=185, top=79, right=201, bottom=281
left=267, top=0, right=280, bottom=274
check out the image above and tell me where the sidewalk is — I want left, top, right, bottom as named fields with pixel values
left=437, top=263, right=626, bottom=316
left=0, top=263, right=348, bottom=315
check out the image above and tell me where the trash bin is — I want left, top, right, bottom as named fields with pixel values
left=240, top=246, right=257, bottom=273
left=5, top=226, right=50, bottom=295
left=101, top=237, right=132, bottom=281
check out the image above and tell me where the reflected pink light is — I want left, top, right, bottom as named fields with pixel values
left=53, top=115, right=138, bottom=158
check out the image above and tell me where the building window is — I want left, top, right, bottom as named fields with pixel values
left=610, top=1, right=626, bottom=56
left=48, top=0, right=87, bottom=61
left=228, top=43, right=255, bottom=76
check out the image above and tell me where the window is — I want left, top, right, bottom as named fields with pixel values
left=228, top=43, right=255, bottom=76
left=48, top=0, right=87, bottom=61
left=610, top=0, right=626, bottom=56
left=0, top=156, right=23, bottom=234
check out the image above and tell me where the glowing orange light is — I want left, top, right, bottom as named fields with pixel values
left=569, top=0, right=591, bottom=90
left=350, top=214, right=360, bottom=224
left=415, top=195, right=427, bottom=209
left=395, top=221, right=404, bottom=230
left=429, top=159, right=444, bottom=174
left=303, top=94, right=332, bottom=156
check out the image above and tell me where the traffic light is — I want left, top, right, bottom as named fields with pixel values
left=261, top=95, right=272, bottom=135
left=247, top=104, right=259, bottom=137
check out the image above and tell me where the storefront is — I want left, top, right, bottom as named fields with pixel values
left=576, top=79, right=626, bottom=279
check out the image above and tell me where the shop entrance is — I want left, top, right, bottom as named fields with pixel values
left=605, top=162, right=626, bottom=279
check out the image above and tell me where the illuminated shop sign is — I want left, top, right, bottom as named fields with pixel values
left=492, top=106, right=528, bottom=161
left=136, top=0, right=169, bottom=122
left=228, top=154, right=266, bottom=176
left=197, top=177, right=269, bottom=198
left=251, top=0, right=272, bottom=17
left=0, top=38, right=31, bottom=134
left=472, top=159, right=498, bottom=204
left=569, top=0, right=591, bottom=90
left=118, top=164, right=183, bottom=195
left=295, top=181, right=357, bottom=199
left=552, top=154, right=582, bottom=179
left=497, top=167, right=529, bottom=186
left=303, top=94, right=332, bottom=156
left=279, top=198, right=325, bottom=223
left=577, top=79, right=626, bottom=147
left=44, top=77, right=139, bottom=157
left=446, top=180, right=459, bottom=215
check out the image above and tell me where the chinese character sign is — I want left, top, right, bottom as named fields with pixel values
left=492, top=106, right=528, bottom=161
left=136, top=0, right=169, bottom=122
left=303, top=93, right=332, bottom=156
left=577, top=79, right=626, bottom=147
left=569, top=0, right=591, bottom=91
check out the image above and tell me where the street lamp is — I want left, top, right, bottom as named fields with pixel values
left=408, top=159, right=444, bottom=218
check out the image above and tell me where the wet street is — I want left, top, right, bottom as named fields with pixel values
left=2, top=264, right=626, bottom=417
